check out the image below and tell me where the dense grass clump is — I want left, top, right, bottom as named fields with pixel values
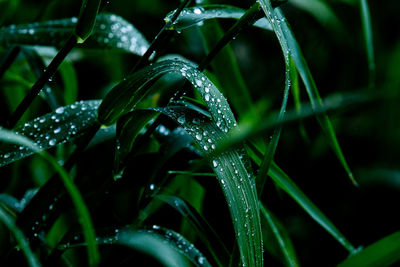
left=0, top=0, right=399, bottom=266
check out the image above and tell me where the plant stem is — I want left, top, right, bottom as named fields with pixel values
left=7, top=35, right=77, bottom=128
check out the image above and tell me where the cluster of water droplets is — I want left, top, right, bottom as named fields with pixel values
left=164, top=5, right=272, bottom=32
left=0, top=14, right=149, bottom=56
left=0, top=100, right=100, bottom=168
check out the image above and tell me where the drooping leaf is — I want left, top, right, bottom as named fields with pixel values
left=257, top=0, right=356, bottom=185
left=338, top=232, right=400, bottom=267
left=0, top=14, right=149, bottom=56
left=165, top=5, right=272, bottom=31
left=0, top=100, right=100, bottom=167
left=359, top=0, right=375, bottom=88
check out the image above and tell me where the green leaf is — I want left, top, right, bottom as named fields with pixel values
left=338, top=232, right=400, bottom=267
left=0, top=127, right=99, bottom=266
left=157, top=106, right=263, bottom=267
left=0, top=206, right=41, bottom=267
left=0, top=14, right=149, bottom=56
left=99, top=57, right=263, bottom=266
left=165, top=5, right=272, bottom=31
left=247, top=140, right=356, bottom=253
left=0, top=100, right=100, bottom=167
left=257, top=0, right=356, bottom=185
left=74, top=0, right=101, bottom=42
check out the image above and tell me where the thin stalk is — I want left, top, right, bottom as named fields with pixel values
left=198, top=2, right=264, bottom=70
left=7, top=35, right=77, bottom=128
left=129, top=0, right=192, bottom=74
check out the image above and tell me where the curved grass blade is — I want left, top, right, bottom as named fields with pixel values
left=98, top=58, right=263, bottom=266
left=0, top=206, right=41, bottom=267
left=260, top=203, right=299, bottom=267
left=157, top=106, right=263, bottom=267
left=165, top=4, right=272, bottom=31
left=360, top=0, right=375, bottom=88
left=155, top=194, right=230, bottom=267
left=0, top=100, right=100, bottom=167
left=0, top=14, right=149, bottom=56
left=247, top=140, right=356, bottom=253
left=257, top=0, right=356, bottom=185
left=338, top=232, right=400, bottom=267
left=74, top=0, right=101, bottom=42
left=0, top=127, right=100, bottom=266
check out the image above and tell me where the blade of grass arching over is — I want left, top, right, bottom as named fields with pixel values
left=155, top=194, right=230, bottom=267
left=247, top=140, right=356, bottom=253
left=0, top=127, right=99, bottom=266
left=260, top=203, right=299, bottom=267
left=338, top=231, right=400, bottom=267
left=0, top=14, right=149, bottom=56
left=256, top=55, right=296, bottom=197
left=257, top=0, right=356, bottom=185
left=74, top=0, right=101, bottom=42
left=360, top=0, right=375, bottom=88
left=165, top=4, right=272, bottom=31
left=0, top=100, right=100, bottom=167
left=98, top=59, right=264, bottom=266
left=157, top=106, right=263, bottom=267
left=0, top=206, right=41, bottom=267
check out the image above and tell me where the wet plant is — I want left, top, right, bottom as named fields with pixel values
left=1, top=0, right=399, bottom=266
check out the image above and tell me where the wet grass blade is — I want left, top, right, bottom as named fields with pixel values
left=165, top=4, right=272, bottom=31
left=157, top=106, right=263, bottom=267
left=0, top=206, right=41, bottom=267
left=99, top=57, right=263, bottom=266
left=0, top=14, right=149, bottom=55
left=257, top=0, right=356, bottom=185
left=260, top=203, right=299, bottom=267
left=247, top=140, right=356, bottom=253
left=0, top=100, right=100, bottom=167
left=360, top=0, right=375, bottom=88
left=0, top=127, right=100, bottom=266
left=338, top=231, right=400, bottom=267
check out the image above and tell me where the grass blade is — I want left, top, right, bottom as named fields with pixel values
left=0, top=14, right=149, bottom=55
left=0, top=127, right=100, bottom=266
left=0, top=206, right=41, bottom=267
left=338, top=232, right=400, bottom=267
left=257, top=0, right=356, bottom=185
left=165, top=4, right=272, bottom=31
left=0, top=100, right=100, bottom=167
left=247, top=140, right=356, bottom=253
left=360, top=0, right=375, bottom=88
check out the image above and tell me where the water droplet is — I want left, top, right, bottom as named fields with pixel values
left=49, top=139, right=56, bottom=146
left=205, top=94, right=210, bottom=101
left=55, top=107, right=64, bottom=114
left=177, top=115, right=185, bottom=124
left=53, top=127, right=61, bottom=134
left=212, top=160, right=218, bottom=167
left=195, top=79, right=202, bottom=87
left=194, top=8, right=202, bottom=15
left=198, top=256, right=205, bottom=264
left=195, top=134, right=202, bottom=140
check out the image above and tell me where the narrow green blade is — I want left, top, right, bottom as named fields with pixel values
left=360, top=0, right=375, bottom=88
left=0, top=100, right=100, bottom=167
left=0, top=14, right=149, bottom=55
left=257, top=0, right=356, bottom=185
left=165, top=5, right=272, bottom=31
